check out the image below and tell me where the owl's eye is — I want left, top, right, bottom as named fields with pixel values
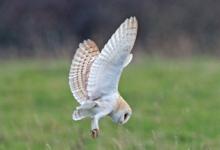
left=124, top=113, right=129, bottom=120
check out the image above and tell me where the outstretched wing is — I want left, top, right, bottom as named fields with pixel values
left=87, top=17, right=138, bottom=100
left=69, top=39, right=100, bottom=104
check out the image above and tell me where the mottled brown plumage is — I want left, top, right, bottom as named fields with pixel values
left=69, top=39, right=100, bottom=104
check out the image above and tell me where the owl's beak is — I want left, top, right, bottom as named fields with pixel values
left=117, top=117, right=123, bottom=124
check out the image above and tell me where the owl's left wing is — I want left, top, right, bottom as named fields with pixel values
left=87, top=17, right=138, bottom=100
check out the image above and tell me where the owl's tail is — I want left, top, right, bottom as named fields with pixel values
left=72, top=101, right=97, bottom=121
left=72, top=109, right=90, bottom=120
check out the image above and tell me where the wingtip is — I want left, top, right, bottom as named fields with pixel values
left=78, top=39, right=92, bottom=46
left=132, top=16, right=138, bottom=25
left=125, top=16, right=138, bottom=27
left=128, top=16, right=137, bottom=21
left=78, top=39, right=98, bottom=50
left=133, top=16, right=137, bottom=23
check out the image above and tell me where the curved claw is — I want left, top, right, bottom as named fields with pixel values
left=91, top=129, right=99, bottom=138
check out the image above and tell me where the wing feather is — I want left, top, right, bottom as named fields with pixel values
left=87, top=17, right=138, bottom=100
left=69, top=39, right=100, bottom=104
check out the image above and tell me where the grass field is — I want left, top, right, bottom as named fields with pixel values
left=1, top=57, right=220, bottom=150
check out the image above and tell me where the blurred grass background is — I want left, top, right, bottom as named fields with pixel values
left=1, top=57, right=220, bottom=150
left=1, top=1, right=220, bottom=149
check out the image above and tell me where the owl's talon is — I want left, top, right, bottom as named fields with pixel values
left=91, top=129, right=99, bottom=138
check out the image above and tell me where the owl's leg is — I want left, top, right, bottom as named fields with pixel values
left=91, top=116, right=99, bottom=138
left=91, top=111, right=109, bottom=138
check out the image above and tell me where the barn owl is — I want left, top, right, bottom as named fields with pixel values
left=69, top=16, right=138, bottom=138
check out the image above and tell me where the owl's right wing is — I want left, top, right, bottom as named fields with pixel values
left=87, top=17, right=138, bottom=100
left=69, top=40, right=100, bottom=104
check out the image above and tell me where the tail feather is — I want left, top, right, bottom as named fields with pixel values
left=76, top=101, right=97, bottom=110
left=72, top=109, right=90, bottom=120
left=72, top=101, right=97, bottom=121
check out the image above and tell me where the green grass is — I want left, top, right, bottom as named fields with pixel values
left=1, top=57, right=220, bottom=150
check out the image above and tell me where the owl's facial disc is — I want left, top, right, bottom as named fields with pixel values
left=119, top=111, right=132, bottom=124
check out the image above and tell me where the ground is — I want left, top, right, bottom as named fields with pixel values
left=1, top=57, right=220, bottom=150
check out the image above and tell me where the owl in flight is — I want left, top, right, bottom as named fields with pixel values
left=69, top=16, right=138, bottom=138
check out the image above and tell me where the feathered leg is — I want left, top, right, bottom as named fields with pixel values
left=90, top=111, right=110, bottom=138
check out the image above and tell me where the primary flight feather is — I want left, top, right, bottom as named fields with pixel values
left=69, top=16, right=138, bottom=138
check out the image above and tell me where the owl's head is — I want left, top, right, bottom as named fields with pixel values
left=110, top=96, right=132, bottom=124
